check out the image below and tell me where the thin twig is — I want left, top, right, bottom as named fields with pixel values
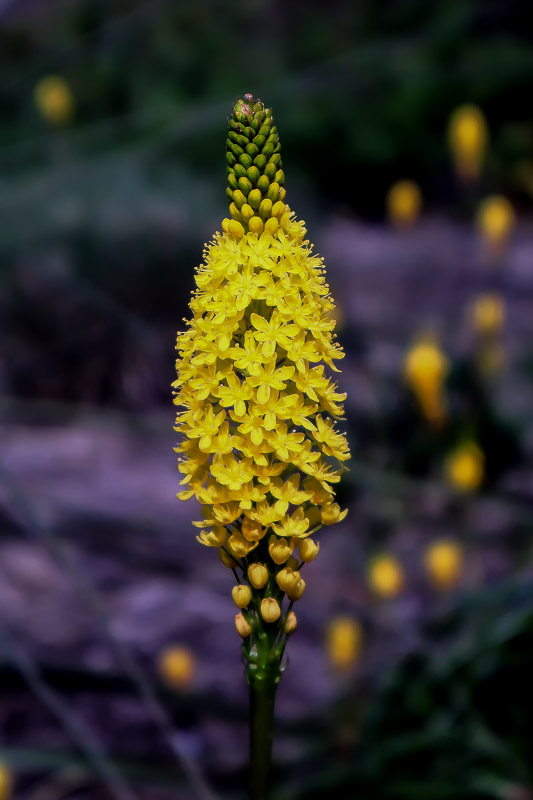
left=0, top=619, right=136, bottom=800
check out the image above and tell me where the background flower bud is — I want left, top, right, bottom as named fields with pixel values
left=157, top=645, right=195, bottom=690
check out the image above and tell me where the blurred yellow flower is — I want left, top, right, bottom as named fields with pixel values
left=368, top=554, right=405, bottom=598
left=477, top=195, right=516, bottom=255
left=448, top=104, right=488, bottom=182
left=157, top=645, right=195, bottom=691
left=470, top=293, right=505, bottom=336
left=34, top=75, right=74, bottom=126
left=424, top=539, right=464, bottom=591
left=326, top=616, right=363, bottom=672
left=386, top=180, right=422, bottom=228
left=403, top=334, right=448, bottom=425
left=0, top=763, right=12, bottom=800
left=445, top=442, right=484, bottom=492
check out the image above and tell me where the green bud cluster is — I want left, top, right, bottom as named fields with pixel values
left=226, top=94, right=286, bottom=231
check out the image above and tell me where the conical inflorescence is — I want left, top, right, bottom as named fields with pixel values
left=173, top=94, right=350, bottom=674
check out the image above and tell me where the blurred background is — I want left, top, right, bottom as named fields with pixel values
left=1, top=0, right=533, bottom=798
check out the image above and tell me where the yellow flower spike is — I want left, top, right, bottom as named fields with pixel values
left=261, top=597, right=281, bottom=623
left=175, top=98, right=351, bottom=774
left=235, top=613, right=252, bottom=638
left=424, top=539, right=464, bottom=591
left=275, top=567, right=301, bottom=593
left=386, top=180, right=422, bottom=228
left=470, top=292, right=505, bottom=337
left=403, top=334, right=449, bottom=426
left=477, top=195, right=516, bottom=256
left=368, top=554, right=405, bottom=598
left=248, top=562, right=269, bottom=589
left=268, top=535, right=292, bottom=565
left=158, top=645, right=196, bottom=690
left=34, top=75, right=74, bottom=126
left=326, top=616, right=363, bottom=673
left=448, top=104, right=488, bottom=182
left=286, top=577, right=306, bottom=601
left=285, top=611, right=298, bottom=635
left=445, top=442, right=484, bottom=492
left=298, top=538, right=320, bottom=562
left=232, top=584, right=253, bottom=608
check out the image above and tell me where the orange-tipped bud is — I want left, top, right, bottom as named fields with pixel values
left=232, top=584, right=252, bottom=608
left=248, top=562, right=269, bottom=589
left=158, top=646, right=195, bottom=690
left=235, top=613, right=252, bottom=638
left=285, top=611, right=297, bottom=635
left=286, top=577, right=306, bottom=601
left=260, top=597, right=281, bottom=623
left=298, top=538, right=320, bottom=562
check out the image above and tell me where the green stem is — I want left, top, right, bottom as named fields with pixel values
left=249, top=670, right=278, bottom=800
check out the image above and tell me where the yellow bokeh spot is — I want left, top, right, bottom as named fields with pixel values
left=477, top=195, right=515, bottom=253
left=368, top=554, right=405, bottom=598
left=445, top=442, right=484, bottom=492
left=157, top=646, right=195, bottom=690
left=403, top=334, right=448, bottom=425
left=34, top=75, right=74, bottom=126
left=326, top=616, right=363, bottom=672
left=424, top=539, right=464, bottom=591
left=448, top=104, right=488, bottom=181
left=0, top=763, right=12, bottom=800
left=387, top=180, right=422, bottom=228
left=470, top=293, right=505, bottom=336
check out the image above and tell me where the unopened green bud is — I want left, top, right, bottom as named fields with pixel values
left=257, top=175, right=270, bottom=194
left=248, top=189, right=262, bottom=209
left=233, top=189, right=246, bottom=208
left=275, top=169, right=285, bottom=185
left=253, top=134, right=266, bottom=148
left=264, top=162, right=277, bottom=180
left=259, top=198, right=273, bottom=219
left=254, top=154, right=267, bottom=170
left=247, top=166, right=260, bottom=183
left=245, top=143, right=259, bottom=157
left=228, top=172, right=238, bottom=189
left=239, top=153, right=253, bottom=169
left=238, top=176, right=253, bottom=195
left=234, top=163, right=247, bottom=179
left=241, top=203, right=254, bottom=222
